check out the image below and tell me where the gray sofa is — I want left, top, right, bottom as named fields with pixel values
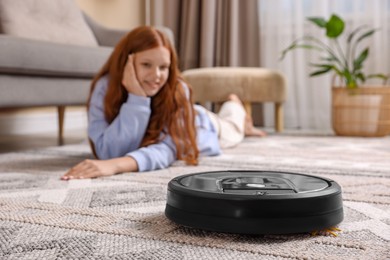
left=0, top=0, right=173, bottom=145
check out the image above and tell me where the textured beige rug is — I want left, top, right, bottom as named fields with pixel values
left=0, top=134, right=389, bottom=259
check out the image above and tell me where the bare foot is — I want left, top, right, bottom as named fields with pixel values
left=244, top=115, right=267, bottom=137
left=228, top=94, right=267, bottom=137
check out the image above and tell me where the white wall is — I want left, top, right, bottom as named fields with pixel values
left=76, top=0, right=145, bottom=29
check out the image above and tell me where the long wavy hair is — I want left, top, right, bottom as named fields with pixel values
left=88, top=26, right=199, bottom=165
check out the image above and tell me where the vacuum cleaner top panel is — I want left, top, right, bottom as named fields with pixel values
left=172, top=171, right=334, bottom=198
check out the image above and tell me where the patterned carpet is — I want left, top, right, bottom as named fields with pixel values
left=0, top=134, right=389, bottom=259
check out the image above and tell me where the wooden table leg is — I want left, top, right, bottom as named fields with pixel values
left=275, top=103, right=283, bottom=132
left=57, top=106, right=65, bottom=145
left=243, top=102, right=252, bottom=117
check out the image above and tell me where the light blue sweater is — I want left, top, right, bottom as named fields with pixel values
left=88, top=75, right=221, bottom=172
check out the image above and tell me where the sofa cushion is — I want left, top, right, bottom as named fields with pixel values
left=0, top=0, right=98, bottom=47
left=0, top=35, right=112, bottom=77
left=0, top=75, right=91, bottom=107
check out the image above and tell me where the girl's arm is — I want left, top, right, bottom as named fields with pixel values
left=127, top=133, right=177, bottom=172
left=65, top=109, right=181, bottom=180
left=61, top=156, right=138, bottom=180
left=88, top=76, right=151, bottom=159
left=61, top=132, right=177, bottom=180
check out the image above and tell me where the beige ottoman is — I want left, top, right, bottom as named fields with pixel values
left=182, top=67, right=286, bottom=132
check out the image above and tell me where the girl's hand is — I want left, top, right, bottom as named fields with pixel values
left=122, top=54, right=147, bottom=97
left=61, top=157, right=138, bottom=180
left=61, top=159, right=117, bottom=180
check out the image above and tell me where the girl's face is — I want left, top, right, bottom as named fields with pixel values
left=134, top=46, right=171, bottom=97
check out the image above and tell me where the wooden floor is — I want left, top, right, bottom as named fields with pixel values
left=0, top=129, right=87, bottom=153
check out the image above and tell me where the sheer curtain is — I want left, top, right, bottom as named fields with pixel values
left=259, top=0, right=390, bottom=133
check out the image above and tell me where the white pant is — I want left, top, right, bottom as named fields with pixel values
left=205, top=101, right=246, bottom=148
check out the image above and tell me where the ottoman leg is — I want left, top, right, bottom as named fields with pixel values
left=243, top=102, right=252, bottom=116
left=275, top=103, right=284, bottom=132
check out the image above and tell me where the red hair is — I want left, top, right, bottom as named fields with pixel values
left=88, top=26, right=199, bottom=165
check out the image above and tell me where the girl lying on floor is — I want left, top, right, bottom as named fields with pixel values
left=61, top=26, right=265, bottom=180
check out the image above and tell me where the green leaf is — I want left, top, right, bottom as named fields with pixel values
left=310, top=63, right=334, bottom=69
left=367, top=73, right=388, bottom=80
left=326, top=14, right=344, bottom=38
left=307, top=17, right=327, bottom=28
left=280, top=42, right=323, bottom=60
left=356, top=29, right=377, bottom=44
left=343, top=70, right=353, bottom=82
left=353, top=48, right=369, bottom=71
left=310, top=67, right=333, bottom=77
left=280, top=42, right=297, bottom=60
left=321, top=56, right=338, bottom=62
left=327, top=65, right=343, bottom=76
left=347, top=25, right=368, bottom=43
left=294, top=44, right=323, bottom=51
left=342, top=70, right=358, bottom=88
left=367, top=73, right=390, bottom=84
left=356, top=73, right=366, bottom=83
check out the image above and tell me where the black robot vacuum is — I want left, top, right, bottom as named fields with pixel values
left=165, top=170, right=343, bottom=234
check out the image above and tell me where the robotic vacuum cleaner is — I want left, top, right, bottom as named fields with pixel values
left=165, top=170, right=343, bottom=234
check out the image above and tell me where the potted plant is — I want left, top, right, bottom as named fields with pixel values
left=281, top=13, right=390, bottom=137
